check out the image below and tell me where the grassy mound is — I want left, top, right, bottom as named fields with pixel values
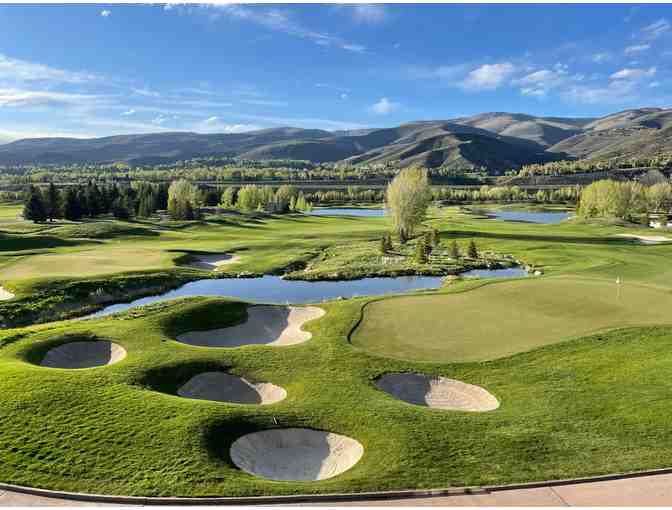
left=3, top=298, right=672, bottom=496
left=351, top=276, right=672, bottom=362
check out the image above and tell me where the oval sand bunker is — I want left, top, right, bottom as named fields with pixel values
left=187, top=253, right=241, bottom=271
left=176, top=305, right=325, bottom=348
left=178, top=372, right=286, bottom=405
left=41, top=341, right=126, bottom=369
left=230, top=428, right=363, bottom=481
left=376, top=373, right=499, bottom=412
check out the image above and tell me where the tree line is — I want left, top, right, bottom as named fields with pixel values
left=577, top=180, right=672, bottom=221
left=514, top=155, right=672, bottom=177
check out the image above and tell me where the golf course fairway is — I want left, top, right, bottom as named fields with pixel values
left=351, top=276, right=672, bottom=362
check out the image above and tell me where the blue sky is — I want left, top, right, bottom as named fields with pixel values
left=0, top=3, right=670, bottom=141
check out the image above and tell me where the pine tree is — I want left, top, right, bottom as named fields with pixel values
left=449, top=239, right=460, bottom=260
left=415, top=237, right=428, bottom=264
left=468, top=239, right=478, bottom=259
left=44, top=183, right=60, bottom=221
left=23, top=186, right=47, bottom=223
left=62, top=188, right=83, bottom=221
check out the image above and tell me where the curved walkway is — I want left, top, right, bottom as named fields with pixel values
left=4, top=471, right=672, bottom=506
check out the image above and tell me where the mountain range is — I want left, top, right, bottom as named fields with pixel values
left=1, top=108, right=671, bottom=173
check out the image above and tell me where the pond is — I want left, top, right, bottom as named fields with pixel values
left=308, top=208, right=386, bottom=217
left=479, top=209, right=571, bottom=224
left=88, top=275, right=444, bottom=318
left=461, top=267, right=530, bottom=279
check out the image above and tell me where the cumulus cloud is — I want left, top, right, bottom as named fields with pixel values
left=195, top=116, right=259, bottom=133
left=100, top=9, right=111, bottom=17
left=624, top=44, right=651, bottom=55
left=369, top=97, right=399, bottom=115
left=121, top=109, right=135, bottom=116
left=461, top=62, right=515, bottom=91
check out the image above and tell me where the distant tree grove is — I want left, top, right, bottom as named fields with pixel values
left=577, top=180, right=672, bottom=221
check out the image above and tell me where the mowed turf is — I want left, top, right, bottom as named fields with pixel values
left=351, top=276, right=672, bottom=362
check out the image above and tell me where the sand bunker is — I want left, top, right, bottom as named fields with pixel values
left=0, top=286, right=14, bottom=300
left=178, top=372, right=286, bottom=405
left=615, top=234, right=672, bottom=244
left=176, top=305, right=325, bottom=348
left=230, top=428, right=364, bottom=481
left=188, top=253, right=241, bottom=270
left=376, top=373, right=499, bottom=412
left=40, top=341, right=126, bottom=369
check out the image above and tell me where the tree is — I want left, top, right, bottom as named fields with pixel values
left=467, top=239, right=478, bottom=259
left=112, top=196, right=132, bottom=220
left=62, top=188, right=83, bottom=221
left=219, top=187, right=236, bottom=208
left=386, top=166, right=432, bottom=242
left=415, top=237, right=428, bottom=264
left=44, top=183, right=60, bottom=221
left=167, top=180, right=199, bottom=220
left=23, top=186, right=47, bottom=223
left=448, top=239, right=460, bottom=260
left=380, top=232, right=393, bottom=254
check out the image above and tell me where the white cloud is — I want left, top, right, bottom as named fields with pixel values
left=624, top=44, right=651, bottom=55
left=641, top=18, right=670, bottom=40
left=461, top=62, right=515, bottom=91
left=348, top=5, right=387, bottom=24
left=369, top=97, right=399, bottom=115
left=0, top=53, right=101, bottom=85
left=132, top=87, right=161, bottom=98
left=340, top=93, right=348, bottom=100
left=241, top=98, right=288, bottom=107
left=152, top=115, right=168, bottom=125
left=121, top=109, right=135, bottom=116
left=212, top=5, right=366, bottom=53
left=592, top=52, right=612, bottom=63
left=0, top=88, right=103, bottom=108
left=100, top=9, right=111, bottom=17
left=195, top=116, right=259, bottom=133
left=610, top=67, right=656, bottom=80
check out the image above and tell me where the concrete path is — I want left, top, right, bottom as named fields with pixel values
left=4, top=472, right=672, bottom=506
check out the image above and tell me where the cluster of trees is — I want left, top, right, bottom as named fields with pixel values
left=515, top=155, right=672, bottom=177
left=22, top=181, right=169, bottom=223
left=303, top=187, right=385, bottom=205
left=577, top=180, right=672, bottom=221
left=433, top=185, right=581, bottom=204
left=219, top=184, right=312, bottom=213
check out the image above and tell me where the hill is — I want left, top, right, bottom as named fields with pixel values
left=1, top=108, right=672, bottom=172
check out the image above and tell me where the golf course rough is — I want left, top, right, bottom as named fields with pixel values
left=376, top=373, right=499, bottom=411
left=177, top=372, right=286, bottom=405
left=175, top=305, right=325, bottom=347
left=230, top=428, right=364, bottom=481
left=40, top=340, right=126, bottom=369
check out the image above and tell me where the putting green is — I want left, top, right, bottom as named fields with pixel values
left=351, top=276, right=672, bottom=362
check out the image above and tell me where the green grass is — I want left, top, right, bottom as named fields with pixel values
left=2, top=202, right=672, bottom=496
left=351, top=276, right=672, bottom=362
left=4, top=299, right=672, bottom=496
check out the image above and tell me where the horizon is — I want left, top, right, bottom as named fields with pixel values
left=0, top=3, right=671, bottom=142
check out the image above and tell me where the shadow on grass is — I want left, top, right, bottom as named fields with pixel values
left=447, top=230, right=640, bottom=246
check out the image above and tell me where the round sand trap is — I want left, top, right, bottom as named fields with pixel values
left=376, top=373, right=499, bottom=412
left=615, top=234, right=672, bottom=244
left=176, top=305, right=325, bottom=348
left=177, top=372, right=286, bottom=405
left=188, top=253, right=241, bottom=270
left=40, top=341, right=127, bottom=369
left=230, top=428, right=364, bottom=481
left=0, top=286, right=14, bottom=300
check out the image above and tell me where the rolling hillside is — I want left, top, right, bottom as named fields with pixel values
left=1, top=108, right=671, bottom=172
